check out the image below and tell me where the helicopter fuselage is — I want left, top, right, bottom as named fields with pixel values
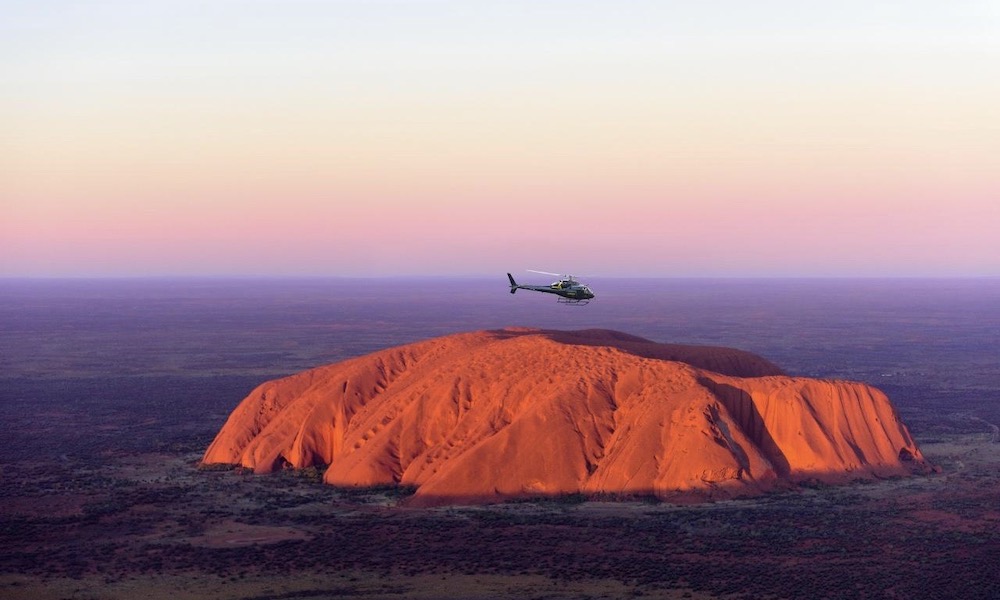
left=507, top=273, right=595, bottom=302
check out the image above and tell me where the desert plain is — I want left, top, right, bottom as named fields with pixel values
left=2, top=278, right=998, bottom=599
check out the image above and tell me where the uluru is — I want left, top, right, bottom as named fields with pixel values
left=203, top=328, right=928, bottom=506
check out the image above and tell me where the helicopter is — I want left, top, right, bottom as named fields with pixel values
left=507, top=270, right=595, bottom=304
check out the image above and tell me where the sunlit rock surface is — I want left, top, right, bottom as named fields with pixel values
left=203, top=328, right=927, bottom=506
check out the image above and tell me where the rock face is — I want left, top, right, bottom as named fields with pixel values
left=203, top=328, right=928, bottom=506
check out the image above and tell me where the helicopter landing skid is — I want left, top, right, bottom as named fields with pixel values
left=557, top=298, right=590, bottom=305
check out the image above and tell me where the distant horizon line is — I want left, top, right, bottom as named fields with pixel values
left=3, top=274, right=999, bottom=281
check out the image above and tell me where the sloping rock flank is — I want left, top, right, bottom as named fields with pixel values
left=203, top=328, right=927, bottom=506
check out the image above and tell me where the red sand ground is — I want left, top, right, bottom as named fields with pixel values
left=204, top=328, right=927, bottom=506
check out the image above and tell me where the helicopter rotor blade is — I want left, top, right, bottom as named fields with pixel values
left=527, top=270, right=564, bottom=277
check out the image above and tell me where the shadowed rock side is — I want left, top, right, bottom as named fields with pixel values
left=203, top=328, right=928, bottom=506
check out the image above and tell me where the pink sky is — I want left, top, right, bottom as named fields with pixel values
left=3, top=1, right=998, bottom=277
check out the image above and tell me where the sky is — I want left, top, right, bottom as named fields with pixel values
left=2, top=0, right=998, bottom=277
